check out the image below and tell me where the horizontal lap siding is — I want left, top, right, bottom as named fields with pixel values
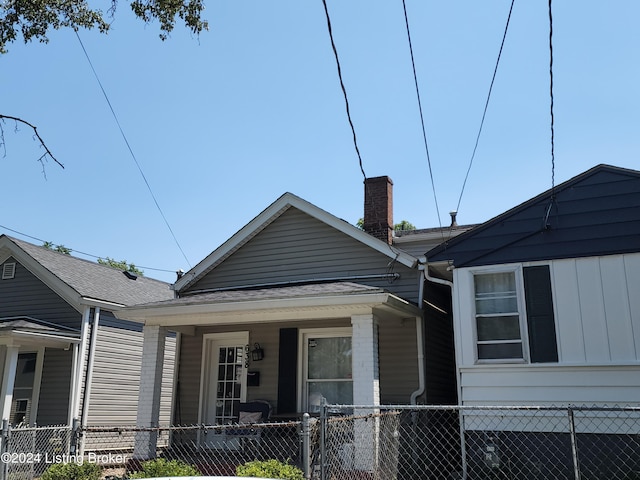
left=86, top=318, right=176, bottom=426
left=0, top=258, right=80, bottom=329
left=36, top=349, right=72, bottom=425
left=460, top=365, right=640, bottom=406
left=185, top=209, right=419, bottom=303
left=177, top=320, right=347, bottom=422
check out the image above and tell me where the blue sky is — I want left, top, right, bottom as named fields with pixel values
left=1, top=1, right=639, bottom=283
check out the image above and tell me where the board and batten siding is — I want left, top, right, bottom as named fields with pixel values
left=184, top=208, right=420, bottom=303
left=0, top=258, right=81, bottom=329
left=454, top=252, right=640, bottom=407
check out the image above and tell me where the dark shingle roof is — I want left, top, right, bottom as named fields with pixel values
left=134, top=281, right=384, bottom=309
left=3, top=236, right=173, bottom=307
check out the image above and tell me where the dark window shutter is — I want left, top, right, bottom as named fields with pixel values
left=277, top=328, right=298, bottom=413
left=523, top=265, right=558, bottom=363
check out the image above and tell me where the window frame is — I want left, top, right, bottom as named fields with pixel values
left=298, top=327, right=352, bottom=412
left=471, top=265, right=530, bottom=364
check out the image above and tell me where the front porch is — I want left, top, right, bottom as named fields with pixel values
left=118, top=282, right=423, bottom=463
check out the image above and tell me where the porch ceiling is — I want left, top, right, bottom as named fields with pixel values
left=117, top=282, right=422, bottom=327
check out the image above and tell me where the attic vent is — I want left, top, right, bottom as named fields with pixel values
left=123, top=270, right=138, bottom=280
left=2, top=263, right=16, bottom=280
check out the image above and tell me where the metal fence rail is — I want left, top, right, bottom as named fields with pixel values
left=0, top=405, right=638, bottom=479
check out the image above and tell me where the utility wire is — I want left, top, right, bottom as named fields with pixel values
left=0, top=224, right=176, bottom=273
left=401, top=0, right=443, bottom=234
left=548, top=0, right=556, bottom=196
left=74, top=31, right=192, bottom=269
left=455, top=0, right=516, bottom=216
left=321, top=0, right=367, bottom=180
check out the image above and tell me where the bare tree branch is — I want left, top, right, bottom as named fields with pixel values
left=0, top=114, right=64, bottom=169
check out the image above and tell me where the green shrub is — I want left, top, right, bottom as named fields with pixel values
left=40, top=461, right=102, bottom=480
left=129, top=458, right=200, bottom=478
left=236, top=459, right=304, bottom=480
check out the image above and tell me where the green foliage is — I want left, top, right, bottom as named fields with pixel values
left=394, top=220, right=416, bottom=232
left=236, top=459, right=304, bottom=480
left=98, top=257, right=144, bottom=276
left=42, top=241, right=72, bottom=254
left=0, top=0, right=208, bottom=54
left=355, top=218, right=417, bottom=232
left=40, top=461, right=101, bottom=480
left=129, top=458, right=200, bottom=478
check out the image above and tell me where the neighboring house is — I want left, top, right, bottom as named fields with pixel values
left=0, top=235, right=176, bottom=432
left=117, top=176, right=472, bottom=459
left=426, top=164, right=640, bottom=407
left=425, top=164, right=640, bottom=476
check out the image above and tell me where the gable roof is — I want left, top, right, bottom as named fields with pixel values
left=174, top=192, right=418, bottom=292
left=426, top=164, right=640, bottom=268
left=0, top=235, right=173, bottom=310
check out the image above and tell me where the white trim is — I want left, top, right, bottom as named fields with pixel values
left=28, top=347, right=45, bottom=425
left=174, top=193, right=418, bottom=292
left=197, top=331, right=250, bottom=426
left=469, top=265, right=530, bottom=364
left=2, top=262, right=16, bottom=280
left=298, top=327, right=352, bottom=412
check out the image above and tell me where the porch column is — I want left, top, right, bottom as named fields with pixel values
left=134, top=325, right=167, bottom=460
left=350, top=314, right=380, bottom=472
left=0, top=346, right=19, bottom=421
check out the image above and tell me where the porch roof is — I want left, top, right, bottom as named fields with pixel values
left=0, top=316, right=81, bottom=348
left=116, top=281, right=422, bottom=327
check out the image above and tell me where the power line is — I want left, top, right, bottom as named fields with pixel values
left=320, top=0, right=367, bottom=180
left=401, top=0, right=443, bottom=237
left=455, top=0, right=516, bottom=216
left=74, top=31, right=192, bottom=269
left=0, top=224, right=176, bottom=273
left=548, top=0, right=556, bottom=196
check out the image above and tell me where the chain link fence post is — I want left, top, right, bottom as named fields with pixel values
left=320, top=400, right=327, bottom=480
left=69, top=417, right=81, bottom=456
left=301, top=413, right=310, bottom=479
left=568, top=407, right=581, bottom=480
left=0, top=419, right=9, bottom=480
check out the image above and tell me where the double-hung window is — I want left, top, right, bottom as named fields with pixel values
left=473, top=265, right=558, bottom=363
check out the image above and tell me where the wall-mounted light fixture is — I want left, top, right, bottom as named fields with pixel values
left=251, top=343, right=264, bottom=361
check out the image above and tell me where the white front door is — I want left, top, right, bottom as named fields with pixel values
left=201, top=332, right=249, bottom=448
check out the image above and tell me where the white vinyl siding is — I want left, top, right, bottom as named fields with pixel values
left=455, top=253, right=640, bottom=408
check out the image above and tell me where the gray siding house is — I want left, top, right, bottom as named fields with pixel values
left=0, top=235, right=176, bottom=431
left=118, top=176, right=470, bottom=458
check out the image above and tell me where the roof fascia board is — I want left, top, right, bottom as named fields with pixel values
left=0, top=236, right=85, bottom=313
left=118, top=291, right=421, bottom=324
left=174, top=193, right=417, bottom=291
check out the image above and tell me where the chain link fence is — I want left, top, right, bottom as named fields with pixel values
left=0, top=406, right=639, bottom=479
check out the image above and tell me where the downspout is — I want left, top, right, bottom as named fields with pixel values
left=68, top=307, right=91, bottom=426
left=424, top=260, right=468, bottom=480
left=79, top=307, right=100, bottom=455
left=410, top=263, right=426, bottom=405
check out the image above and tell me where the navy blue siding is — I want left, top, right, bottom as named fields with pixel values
left=427, top=165, right=640, bottom=267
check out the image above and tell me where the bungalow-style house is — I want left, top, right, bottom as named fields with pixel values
left=118, top=176, right=472, bottom=460
left=425, top=164, right=640, bottom=477
left=0, top=235, right=176, bottom=432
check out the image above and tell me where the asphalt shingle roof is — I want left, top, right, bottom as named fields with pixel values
left=134, top=281, right=385, bottom=309
left=4, top=236, right=173, bottom=307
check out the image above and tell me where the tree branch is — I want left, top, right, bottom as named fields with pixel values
left=0, top=114, right=64, bottom=169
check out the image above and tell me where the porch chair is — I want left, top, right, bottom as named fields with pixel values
left=226, top=400, right=272, bottom=452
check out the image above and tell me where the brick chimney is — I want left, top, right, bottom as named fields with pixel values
left=363, top=176, right=393, bottom=244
